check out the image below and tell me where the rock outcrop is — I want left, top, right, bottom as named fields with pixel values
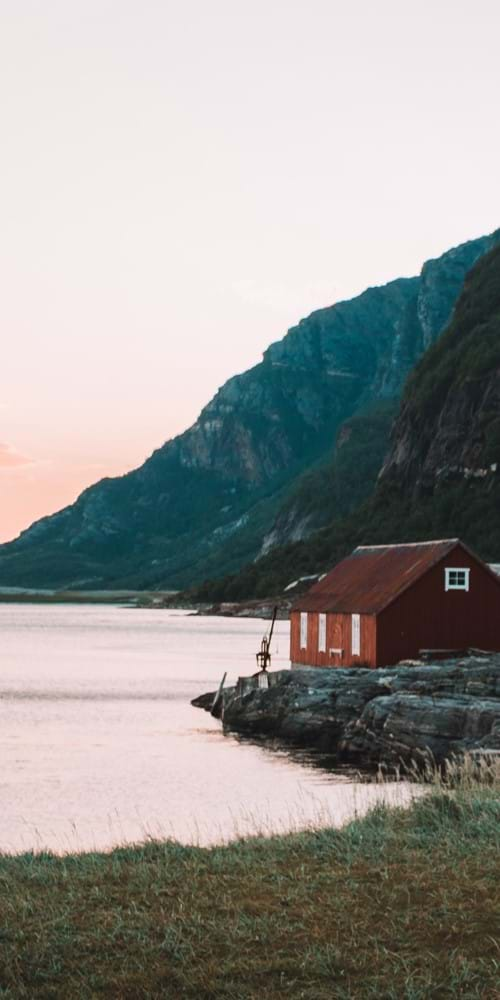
left=192, top=657, right=500, bottom=767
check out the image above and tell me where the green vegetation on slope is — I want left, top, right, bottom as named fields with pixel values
left=192, top=501, right=369, bottom=600
left=1, top=231, right=499, bottom=592
left=0, top=778, right=499, bottom=999
left=264, top=399, right=399, bottom=538
left=194, top=241, right=500, bottom=601
left=404, top=241, right=500, bottom=419
left=194, top=476, right=500, bottom=601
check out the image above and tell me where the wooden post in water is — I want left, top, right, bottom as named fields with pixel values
left=211, top=671, right=227, bottom=717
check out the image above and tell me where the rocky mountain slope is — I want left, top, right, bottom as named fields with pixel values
left=379, top=243, right=500, bottom=497
left=197, top=238, right=500, bottom=601
left=1, top=230, right=498, bottom=590
left=372, top=239, right=500, bottom=555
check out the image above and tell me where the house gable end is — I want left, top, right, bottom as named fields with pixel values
left=378, top=541, right=500, bottom=615
left=376, top=542, right=500, bottom=664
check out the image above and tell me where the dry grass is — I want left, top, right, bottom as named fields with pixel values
left=0, top=759, right=499, bottom=999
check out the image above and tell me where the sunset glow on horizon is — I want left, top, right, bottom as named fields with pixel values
left=2, top=0, right=500, bottom=542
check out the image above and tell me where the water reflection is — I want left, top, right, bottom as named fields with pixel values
left=0, top=605, right=417, bottom=853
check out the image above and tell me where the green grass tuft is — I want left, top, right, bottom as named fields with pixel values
left=0, top=763, right=499, bottom=998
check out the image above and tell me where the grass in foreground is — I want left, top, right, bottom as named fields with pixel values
left=0, top=763, right=499, bottom=999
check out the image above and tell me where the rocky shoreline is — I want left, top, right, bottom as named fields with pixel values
left=192, top=655, right=500, bottom=767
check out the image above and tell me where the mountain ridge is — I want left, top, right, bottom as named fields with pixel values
left=194, top=238, right=500, bottom=602
left=1, top=228, right=499, bottom=589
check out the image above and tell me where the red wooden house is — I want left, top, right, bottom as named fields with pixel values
left=290, top=539, right=500, bottom=669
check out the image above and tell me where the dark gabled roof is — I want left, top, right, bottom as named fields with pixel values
left=293, top=539, right=464, bottom=615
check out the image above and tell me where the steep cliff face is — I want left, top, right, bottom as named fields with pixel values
left=370, top=240, right=500, bottom=559
left=1, top=230, right=498, bottom=590
left=194, top=237, right=500, bottom=603
left=257, top=230, right=500, bottom=553
left=379, top=242, right=500, bottom=498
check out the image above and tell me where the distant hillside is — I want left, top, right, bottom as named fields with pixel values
left=194, top=240, right=500, bottom=600
left=0, top=229, right=498, bottom=590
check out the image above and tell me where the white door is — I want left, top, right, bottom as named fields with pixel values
left=351, top=613, right=360, bottom=656
left=300, top=612, right=308, bottom=649
left=318, top=613, right=326, bottom=652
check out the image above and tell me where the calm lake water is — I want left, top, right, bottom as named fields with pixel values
left=0, top=604, right=414, bottom=853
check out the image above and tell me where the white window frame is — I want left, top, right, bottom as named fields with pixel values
left=300, top=612, right=308, bottom=649
left=318, top=613, right=326, bottom=652
left=351, top=613, right=360, bottom=656
left=444, top=567, right=470, bottom=592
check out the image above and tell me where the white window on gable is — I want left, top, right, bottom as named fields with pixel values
left=318, top=613, right=326, bottom=652
left=300, top=612, right=308, bottom=649
left=351, top=613, right=360, bottom=656
left=445, top=568, right=470, bottom=592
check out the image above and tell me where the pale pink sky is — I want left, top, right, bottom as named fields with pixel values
left=1, top=0, right=500, bottom=542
